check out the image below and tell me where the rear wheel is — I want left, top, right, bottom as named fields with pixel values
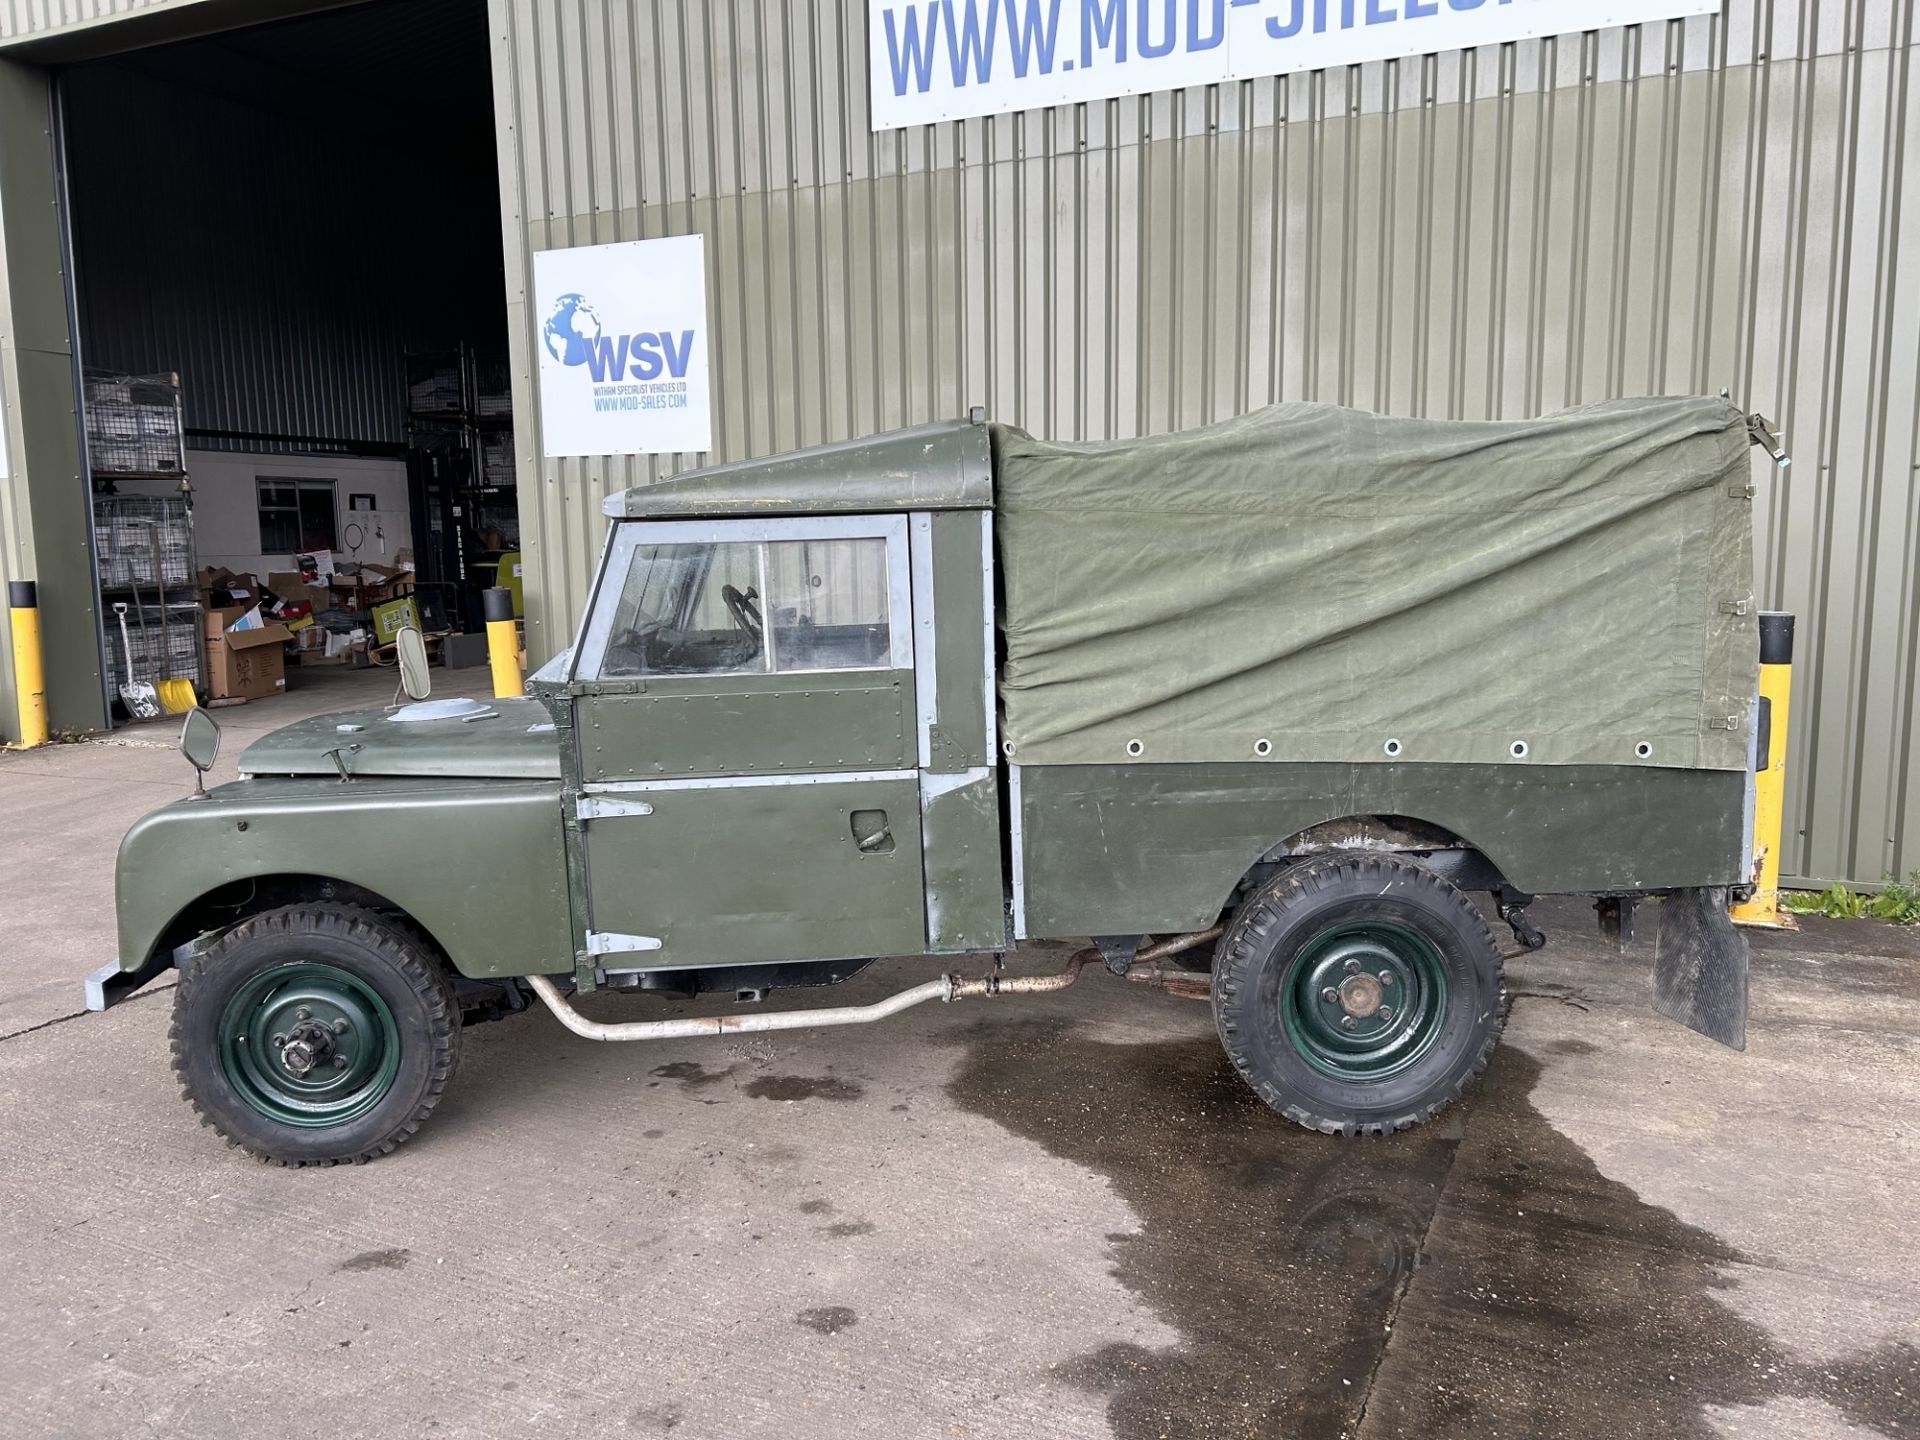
left=1212, top=854, right=1504, bottom=1136
left=171, top=904, right=461, bottom=1165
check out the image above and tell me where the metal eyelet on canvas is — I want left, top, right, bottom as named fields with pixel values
left=1125, top=739, right=1144, bottom=758
left=1254, top=738, right=1273, bottom=757
left=1635, top=741, right=1653, bottom=759
left=1510, top=740, right=1530, bottom=759
left=1383, top=738, right=1403, bottom=757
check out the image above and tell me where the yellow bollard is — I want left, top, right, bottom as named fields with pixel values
left=1733, top=612, right=1794, bottom=927
left=7, top=580, right=49, bottom=749
left=484, top=586, right=524, bottom=698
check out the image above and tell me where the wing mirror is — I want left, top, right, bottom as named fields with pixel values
left=395, top=626, right=432, bottom=702
left=179, top=707, right=221, bottom=798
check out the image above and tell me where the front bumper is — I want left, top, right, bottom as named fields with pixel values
left=84, top=952, right=172, bottom=1012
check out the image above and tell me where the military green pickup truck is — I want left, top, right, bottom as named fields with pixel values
left=94, top=397, right=1778, bottom=1166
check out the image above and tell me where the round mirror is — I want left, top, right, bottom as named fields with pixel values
left=394, top=626, right=432, bottom=702
left=180, top=707, right=221, bottom=776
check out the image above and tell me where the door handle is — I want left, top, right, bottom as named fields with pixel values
left=850, top=809, right=894, bottom=854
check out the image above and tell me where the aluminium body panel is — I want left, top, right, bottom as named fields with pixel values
left=114, top=776, right=573, bottom=982
left=581, top=774, right=926, bottom=969
left=574, top=674, right=914, bottom=782
left=1014, top=762, right=1749, bottom=938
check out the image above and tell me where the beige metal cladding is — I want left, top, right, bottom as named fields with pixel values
left=492, top=0, right=1916, bottom=891
left=0, top=0, right=179, bottom=42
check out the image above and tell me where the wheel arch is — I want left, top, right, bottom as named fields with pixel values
left=1215, top=813, right=1515, bottom=922
left=144, top=873, right=459, bottom=977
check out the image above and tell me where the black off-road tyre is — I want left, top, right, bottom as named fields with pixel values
left=171, top=904, right=462, bottom=1166
left=1212, top=854, right=1505, bottom=1136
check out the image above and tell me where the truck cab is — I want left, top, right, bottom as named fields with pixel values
left=549, top=419, right=1006, bottom=981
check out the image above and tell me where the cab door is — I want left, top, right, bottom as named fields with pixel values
left=567, top=515, right=925, bottom=970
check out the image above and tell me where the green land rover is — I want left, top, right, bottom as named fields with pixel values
left=92, top=396, right=1780, bottom=1165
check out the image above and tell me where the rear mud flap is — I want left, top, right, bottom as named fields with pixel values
left=1652, top=887, right=1749, bottom=1051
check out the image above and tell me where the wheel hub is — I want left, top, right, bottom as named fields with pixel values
left=1336, top=972, right=1384, bottom=1018
left=1283, top=921, right=1448, bottom=1081
left=218, top=964, right=400, bottom=1128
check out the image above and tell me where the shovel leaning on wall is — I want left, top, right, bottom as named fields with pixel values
left=113, top=602, right=163, bottom=721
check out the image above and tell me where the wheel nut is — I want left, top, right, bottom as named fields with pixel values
left=295, top=1007, right=311, bottom=1022
left=271, top=1033, right=286, bottom=1047
left=331, top=1019, right=349, bottom=1035
left=1340, top=1016, right=1357, bottom=1031
left=1378, top=972, right=1394, bottom=986
left=333, top=1057, right=348, bottom=1070
left=1380, top=1006, right=1395, bottom=1022
left=1321, top=987, right=1339, bottom=1003
left=1343, top=958, right=1361, bottom=975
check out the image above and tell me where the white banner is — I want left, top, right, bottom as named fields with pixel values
left=869, top=0, right=1721, bottom=130
left=533, top=234, right=713, bottom=458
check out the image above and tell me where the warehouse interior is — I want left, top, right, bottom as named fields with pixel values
left=57, top=0, right=513, bottom=719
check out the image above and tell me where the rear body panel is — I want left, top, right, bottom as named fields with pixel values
left=1012, top=761, right=1748, bottom=937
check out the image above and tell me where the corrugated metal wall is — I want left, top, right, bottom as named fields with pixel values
left=490, top=0, right=1917, bottom=890
left=0, top=0, right=175, bottom=39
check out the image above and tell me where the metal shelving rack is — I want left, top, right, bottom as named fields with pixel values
left=85, top=371, right=204, bottom=709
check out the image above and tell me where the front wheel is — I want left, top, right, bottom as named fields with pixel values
left=1212, top=854, right=1505, bottom=1136
left=170, top=904, right=462, bottom=1165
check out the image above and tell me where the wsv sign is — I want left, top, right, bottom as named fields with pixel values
left=533, top=235, right=713, bottom=458
left=583, top=330, right=698, bottom=385
left=866, top=0, right=1720, bottom=130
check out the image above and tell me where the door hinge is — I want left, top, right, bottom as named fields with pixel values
left=585, top=931, right=663, bottom=956
left=576, top=796, right=654, bottom=821
left=1719, top=597, right=1753, bottom=616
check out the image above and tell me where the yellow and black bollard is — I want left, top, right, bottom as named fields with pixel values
left=7, top=580, right=49, bottom=749
left=1732, top=612, right=1795, bottom=927
left=483, top=586, right=524, bottom=698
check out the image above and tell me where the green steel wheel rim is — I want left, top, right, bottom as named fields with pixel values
left=1280, top=921, right=1449, bottom=1081
left=216, top=963, right=402, bottom=1128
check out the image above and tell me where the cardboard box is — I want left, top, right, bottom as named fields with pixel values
left=202, top=604, right=293, bottom=700
left=206, top=626, right=290, bottom=700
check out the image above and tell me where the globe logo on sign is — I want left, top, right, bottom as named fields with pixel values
left=543, top=293, right=604, bottom=367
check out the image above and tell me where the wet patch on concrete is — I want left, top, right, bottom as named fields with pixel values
left=796, top=1306, right=858, bottom=1335
left=742, top=1074, right=863, bottom=1103
left=627, top=1401, right=682, bottom=1432
left=1544, top=1037, right=1599, bottom=1056
left=334, top=1248, right=410, bottom=1273
left=947, top=1016, right=1456, bottom=1439
left=824, top=1220, right=875, bottom=1238
left=798, top=1198, right=833, bottom=1215
left=649, top=1060, right=734, bottom=1090
left=946, top=1015, right=1917, bottom=1440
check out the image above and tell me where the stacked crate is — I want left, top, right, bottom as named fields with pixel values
left=85, top=372, right=187, bottom=477
left=93, top=494, right=202, bottom=698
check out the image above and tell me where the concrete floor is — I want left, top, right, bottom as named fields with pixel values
left=1, top=698, right=1916, bottom=1439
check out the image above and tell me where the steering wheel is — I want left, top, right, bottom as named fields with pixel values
left=721, top=584, right=762, bottom=641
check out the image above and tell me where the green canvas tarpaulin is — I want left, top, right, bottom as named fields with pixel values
left=992, top=397, right=1759, bottom=771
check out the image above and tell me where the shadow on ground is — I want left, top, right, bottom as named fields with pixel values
left=946, top=1015, right=1919, bottom=1440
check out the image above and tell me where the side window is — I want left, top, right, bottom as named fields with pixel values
left=765, top=537, right=890, bottom=672
left=601, top=541, right=766, bottom=677
left=587, top=523, right=905, bottom=680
